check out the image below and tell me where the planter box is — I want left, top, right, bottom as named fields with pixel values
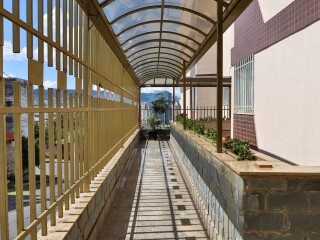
left=170, top=123, right=320, bottom=240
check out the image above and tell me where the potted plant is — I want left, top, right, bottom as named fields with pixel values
left=147, top=115, right=161, bottom=140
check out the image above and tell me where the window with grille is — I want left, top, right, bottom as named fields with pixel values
left=234, top=55, right=254, bottom=113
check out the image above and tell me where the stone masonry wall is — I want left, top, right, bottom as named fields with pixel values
left=171, top=124, right=320, bottom=240
left=171, top=124, right=244, bottom=239
left=243, top=176, right=320, bottom=239
left=38, top=130, right=140, bottom=240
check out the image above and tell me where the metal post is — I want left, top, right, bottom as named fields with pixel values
left=217, top=1, right=223, bottom=153
left=172, top=82, right=175, bottom=122
left=190, top=82, right=193, bottom=119
left=183, top=61, right=187, bottom=129
left=229, top=86, right=231, bottom=119
left=138, top=88, right=141, bottom=127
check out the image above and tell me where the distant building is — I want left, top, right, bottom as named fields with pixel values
left=5, top=78, right=28, bottom=136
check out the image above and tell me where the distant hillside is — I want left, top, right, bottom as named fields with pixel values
left=34, top=89, right=97, bottom=100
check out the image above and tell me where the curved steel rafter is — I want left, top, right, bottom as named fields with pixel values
left=133, top=60, right=183, bottom=71
left=135, top=65, right=181, bottom=75
left=132, top=56, right=183, bottom=68
left=137, top=67, right=180, bottom=77
left=127, top=46, right=192, bottom=60
left=121, top=30, right=201, bottom=47
left=130, top=52, right=186, bottom=65
left=110, top=5, right=215, bottom=25
left=124, top=39, right=196, bottom=53
left=117, top=20, right=206, bottom=38
left=139, top=71, right=178, bottom=81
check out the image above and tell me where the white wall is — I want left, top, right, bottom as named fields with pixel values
left=254, top=21, right=320, bottom=166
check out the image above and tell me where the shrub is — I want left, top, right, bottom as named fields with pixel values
left=193, top=121, right=205, bottom=135
left=224, top=137, right=255, bottom=160
left=206, top=128, right=217, bottom=142
left=147, top=115, right=161, bottom=130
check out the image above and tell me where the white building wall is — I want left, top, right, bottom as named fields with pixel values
left=180, top=25, right=235, bottom=120
left=254, top=20, right=320, bottom=166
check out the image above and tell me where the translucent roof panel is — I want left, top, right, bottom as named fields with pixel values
left=125, top=42, right=159, bottom=57
left=118, top=22, right=160, bottom=44
left=111, top=9, right=161, bottom=35
left=122, top=33, right=160, bottom=51
left=163, top=8, right=213, bottom=34
left=165, top=0, right=218, bottom=21
left=103, top=0, right=161, bottom=22
left=162, top=22, right=205, bottom=43
left=97, top=0, right=240, bottom=86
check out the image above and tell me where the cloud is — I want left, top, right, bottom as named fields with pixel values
left=43, top=80, right=57, bottom=88
left=3, top=41, right=27, bottom=61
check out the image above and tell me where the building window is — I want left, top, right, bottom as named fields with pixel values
left=234, top=55, right=254, bottom=113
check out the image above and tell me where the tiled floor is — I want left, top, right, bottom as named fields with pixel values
left=97, top=140, right=209, bottom=240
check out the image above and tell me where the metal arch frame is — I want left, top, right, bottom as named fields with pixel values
left=132, top=56, right=183, bottom=68
left=121, top=30, right=201, bottom=47
left=131, top=52, right=185, bottom=65
left=137, top=68, right=180, bottom=77
left=133, top=60, right=183, bottom=72
left=135, top=65, right=181, bottom=75
left=140, top=76, right=174, bottom=85
left=135, top=62, right=181, bottom=72
left=139, top=72, right=178, bottom=81
left=124, top=39, right=196, bottom=54
left=127, top=46, right=191, bottom=60
left=109, top=5, right=216, bottom=25
left=116, top=20, right=206, bottom=38
left=100, top=0, right=230, bottom=10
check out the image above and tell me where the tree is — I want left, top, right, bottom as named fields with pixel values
left=151, top=96, right=169, bottom=115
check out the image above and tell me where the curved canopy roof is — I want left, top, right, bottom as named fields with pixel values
left=95, top=0, right=249, bottom=86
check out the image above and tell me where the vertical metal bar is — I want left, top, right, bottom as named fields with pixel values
left=69, top=0, right=74, bottom=75
left=74, top=2, right=79, bottom=77
left=183, top=61, right=186, bottom=129
left=83, top=14, right=90, bottom=192
left=69, top=93, right=75, bottom=203
left=39, top=86, right=47, bottom=235
left=13, top=0, right=20, bottom=53
left=79, top=94, right=83, bottom=193
left=79, top=8, right=83, bottom=79
left=38, top=0, right=44, bottom=62
left=63, top=91, right=70, bottom=209
left=229, top=86, right=231, bottom=119
left=56, top=89, right=63, bottom=217
left=74, top=93, right=80, bottom=197
left=56, top=0, right=61, bottom=69
left=27, top=84, right=37, bottom=238
left=172, top=82, right=175, bottom=121
left=48, top=0, right=53, bottom=66
left=190, top=82, right=193, bottom=120
left=0, top=7, right=9, bottom=237
left=63, top=0, right=67, bottom=72
left=13, top=82, right=24, bottom=234
left=27, top=0, right=33, bottom=58
left=138, top=88, right=141, bottom=127
left=48, top=88, right=56, bottom=226
left=216, top=1, right=223, bottom=153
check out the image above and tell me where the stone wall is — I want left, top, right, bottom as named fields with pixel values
left=170, top=123, right=320, bottom=240
left=38, top=130, right=140, bottom=240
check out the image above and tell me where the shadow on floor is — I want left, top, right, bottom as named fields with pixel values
left=96, top=140, right=209, bottom=240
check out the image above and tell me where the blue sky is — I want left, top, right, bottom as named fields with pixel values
left=3, top=1, right=178, bottom=95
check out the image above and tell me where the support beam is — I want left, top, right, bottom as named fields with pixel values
left=138, top=88, right=141, bottom=127
left=183, top=61, right=186, bottom=130
left=172, top=82, right=175, bottom=122
left=190, top=82, right=193, bottom=120
left=216, top=1, right=223, bottom=153
left=229, top=86, right=231, bottom=119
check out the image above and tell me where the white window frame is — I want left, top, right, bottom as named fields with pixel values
left=234, top=55, right=254, bottom=114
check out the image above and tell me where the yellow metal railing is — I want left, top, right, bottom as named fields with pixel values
left=0, top=1, right=139, bottom=239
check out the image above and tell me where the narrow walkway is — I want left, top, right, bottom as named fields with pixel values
left=97, top=140, right=209, bottom=240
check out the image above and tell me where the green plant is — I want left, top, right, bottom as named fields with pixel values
left=147, top=115, right=161, bottom=130
left=152, top=96, right=169, bottom=114
left=206, top=128, right=217, bottom=142
left=224, top=137, right=255, bottom=160
left=22, top=135, right=40, bottom=170
left=193, top=121, right=205, bottom=135
left=176, top=113, right=184, bottom=123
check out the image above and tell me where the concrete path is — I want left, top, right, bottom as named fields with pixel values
left=97, top=140, right=209, bottom=240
